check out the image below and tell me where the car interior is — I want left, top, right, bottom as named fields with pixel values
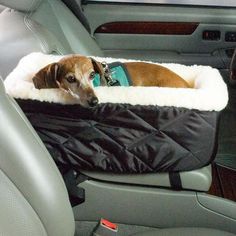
left=0, top=0, right=236, bottom=235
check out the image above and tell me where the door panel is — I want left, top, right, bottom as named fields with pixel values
left=82, top=2, right=236, bottom=68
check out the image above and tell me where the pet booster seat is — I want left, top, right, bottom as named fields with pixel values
left=4, top=52, right=228, bottom=191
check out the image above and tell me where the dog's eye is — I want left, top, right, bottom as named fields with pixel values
left=89, top=71, right=96, bottom=80
left=66, top=75, right=76, bottom=83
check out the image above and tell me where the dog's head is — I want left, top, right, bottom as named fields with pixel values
left=32, top=55, right=105, bottom=108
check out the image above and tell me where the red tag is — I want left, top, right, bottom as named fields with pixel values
left=101, top=218, right=118, bottom=231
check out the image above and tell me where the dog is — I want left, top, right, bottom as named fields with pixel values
left=32, top=55, right=190, bottom=107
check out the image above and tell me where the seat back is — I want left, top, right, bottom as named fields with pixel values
left=0, top=76, right=75, bottom=236
left=0, top=0, right=103, bottom=78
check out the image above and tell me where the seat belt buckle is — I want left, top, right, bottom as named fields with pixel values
left=93, top=218, right=118, bottom=236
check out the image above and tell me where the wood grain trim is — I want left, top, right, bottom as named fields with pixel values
left=95, top=22, right=199, bottom=35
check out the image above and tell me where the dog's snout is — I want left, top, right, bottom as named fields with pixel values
left=88, top=97, right=98, bottom=107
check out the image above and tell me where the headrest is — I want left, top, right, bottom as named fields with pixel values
left=0, top=0, right=42, bottom=12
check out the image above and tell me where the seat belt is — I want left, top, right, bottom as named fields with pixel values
left=61, top=0, right=91, bottom=33
left=169, top=172, right=182, bottom=190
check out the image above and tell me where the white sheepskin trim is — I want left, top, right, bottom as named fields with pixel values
left=4, top=52, right=228, bottom=111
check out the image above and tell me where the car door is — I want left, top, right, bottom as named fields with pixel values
left=82, top=0, right=236, bottom=70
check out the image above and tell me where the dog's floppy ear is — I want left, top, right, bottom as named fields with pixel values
left=90, top=58, right=103, bottom=75
left=90, top=58, right=107, bottom=85
left=32, top=62, right=61, bottom=89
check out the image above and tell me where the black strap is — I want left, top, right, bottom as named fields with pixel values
left=63, top=169, right=87, bottom=207
left=169, top=172, right=182, bottom=190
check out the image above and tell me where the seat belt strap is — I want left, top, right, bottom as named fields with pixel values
left=169, top=172, right=182, bottom=190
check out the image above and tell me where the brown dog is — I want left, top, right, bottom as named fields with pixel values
left=32, top=55, right=189, bottom=107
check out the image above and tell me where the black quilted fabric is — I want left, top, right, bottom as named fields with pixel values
left=16, top=99, right=219, bottom=174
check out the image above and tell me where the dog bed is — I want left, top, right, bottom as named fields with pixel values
left=4, top=52, right=228, bottom=174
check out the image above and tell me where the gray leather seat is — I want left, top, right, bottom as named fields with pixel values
left=0, top=77, right=75, bottom=235
left=0, top=0, right=103, bottom=78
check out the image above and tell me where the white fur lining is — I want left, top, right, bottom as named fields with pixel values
left=4, top=52, right=228, bottom=111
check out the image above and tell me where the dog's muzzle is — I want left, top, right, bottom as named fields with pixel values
left=88, top=97, right=98, bottom=107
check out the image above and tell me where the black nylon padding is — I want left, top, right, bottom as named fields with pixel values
left=16, top=99, right=219, bottom=174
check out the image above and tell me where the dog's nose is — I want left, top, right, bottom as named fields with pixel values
left=88, top=97, right=98, bottom=107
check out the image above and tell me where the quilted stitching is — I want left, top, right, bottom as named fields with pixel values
left=17, top=100, right=219, bottom=173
